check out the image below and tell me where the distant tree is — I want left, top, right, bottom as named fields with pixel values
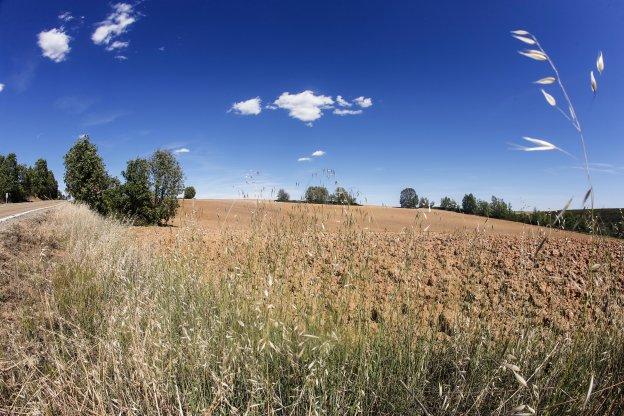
left=462, top=193, right=477, bottom=214
left=418, top=196, right=431, bottom=208
left=276, top=189, right=289, bottom=202
left=18, top=164, right=34, bottom=199
left=183, top=186, right=196, bottom=199
left=476, top=199, right=491, bottom=217
left=490, top=196, right=512, bottom=219
left=439, top=196, right=459, bottom=211
left=149, top=149, right=184, bottom=224
left=331, top=187, right=356, bottom=205
left=107, top=158, right=155, bottom=225
left=64, top=135, right=111, bottom=214
left=399, top=188, right=418, bottom=208
left=304, top=186, right=329, bottom=204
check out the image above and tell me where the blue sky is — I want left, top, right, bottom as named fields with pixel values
left=1, top=0, right=623, bottom=209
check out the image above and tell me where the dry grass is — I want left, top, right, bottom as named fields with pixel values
left=1, top=203, right=624, bottom=415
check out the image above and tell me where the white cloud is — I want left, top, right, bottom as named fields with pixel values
left=354, top=96, right=373, bottom=108
left=92, top=3, right=137, bottom=51
left=107, top=40, right=129, bottom=51
left=336, top=95, right=352, bottom=107
left=58, top=12, right=74, bottom=22
left=158, top=46, right=166, bottom=52
left=37, top=28, right=71, bottom=63
left=114, top=55, right=128, bottom=61
left=0, top=83, right=4, bottom=92
left=273, top=90, right=334, bottom=123
left=231, top=97, right=262, bottom=115
left=174, top=148, right=190, bottom=154
left=297, top=157, right=312, bottom=162
left=333, top=108, right=362, bottom=116
left=311, top=150, right=325, bottom=157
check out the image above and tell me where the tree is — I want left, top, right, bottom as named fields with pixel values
left=439, top=196, right=459, bottom=211
left=0, top=153, right=25, bottom=202
left=476, top=199, right=490, bottom=217
left=490, top=196, right=512, bottom=219
left=399, top=188, right=418, bottom=208
left=462, top=193, right=477, bottom=214
left=149, top=149, right=184, bottom=224
left=64, top=135, right=111, bottom=214
left=183, top=186, right=196, bottom=199
left=31, top=159, right=59, bottom=199
left=106, top=158, right=155, bottom=225
left=331, top=187, right=356, bottom=205
left=304, top=186, right=329, bottom=204
left=418, top=196, right=431, bottom=208
left=276, top=189, right=289, bottom=202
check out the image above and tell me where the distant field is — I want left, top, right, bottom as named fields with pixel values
left=173, top=199, right=597, bottom=240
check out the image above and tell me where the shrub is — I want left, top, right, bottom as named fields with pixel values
left=399, top=188, right=418, bottom=208
left=304, top=186, right=329, bottom=204
left=183, top=186, right=196, bottom=199
left=331, top=187, right=356, bottom=205
left=276, top=189, right=289, bottom=202
left=439, top=196, right=459, bottom=211
left=462, top=193, right=477, bottom=214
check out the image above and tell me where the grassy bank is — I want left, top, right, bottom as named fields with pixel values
left=1, top=204, right=623, bottom=415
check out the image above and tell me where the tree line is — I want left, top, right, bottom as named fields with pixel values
left=276, top=186, right=358, bottom=205
left=0, top=153, right=60, bottom=202
left=63, top=135, right=192, bottom=225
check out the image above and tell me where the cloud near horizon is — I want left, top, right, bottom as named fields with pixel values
left=38, top=28, right=71, bottom=62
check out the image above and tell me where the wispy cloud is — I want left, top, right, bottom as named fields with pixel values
left=92, top=3, right=137, bottom=55
left=55, top=95, right=98, bottom=114
left=354, top=96, right=373, bottom=108
left=336, top=95, right=352, bottom=107
left=58, top=12, right=74, bottom=22
left=297, top=157, right=312, bottom=162
left=38, top=28, right=71, bottom=62
left=0, top=83, right=5, bottom=93
left=333, top=108, right=362, bottom=116
left=82, top=111, right=129, bottom=126
left=173, top=147, right=190, bottom=154
left=230, top=97, right=262, bottom=115
left=311, top=150, right=325, bottom=157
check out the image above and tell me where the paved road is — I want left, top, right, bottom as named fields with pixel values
left=0, top=201, right=65, bottom=225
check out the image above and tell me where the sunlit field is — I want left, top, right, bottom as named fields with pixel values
left=2, top=202, right=623, bottom=414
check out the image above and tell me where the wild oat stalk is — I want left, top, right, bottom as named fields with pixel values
left=511, top=30, right=606, bottom=226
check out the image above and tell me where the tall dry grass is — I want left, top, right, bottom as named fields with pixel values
left=1, top=203, right=623, bottom=415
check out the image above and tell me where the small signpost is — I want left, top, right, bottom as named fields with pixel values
left=4, top=193, right=8, bottom=204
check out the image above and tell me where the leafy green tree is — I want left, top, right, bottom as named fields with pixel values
left=64, top=135, right=111, bottom=214
left=331, top=187, right=356, bottom=205
left=276, top=189, right=289, bottom=202
left=462, top=193, right=477, bottom=214
left=149, top=149, right=184, bottom=224
left=304, top=186, right=329, bottom=204
left=418, top=196, right=431, bottom=208
left=31, top=159, right=59, bottom=199
left=0, top=153, right=26, bottom=202
left=399, top=188, right=418, bottom=208
left=476, top=199, right=491, bottom=217
left=106, top=158, right=155, bottom=225
left=183, top=186, right=196, bottom=199
left=490, top=196, right=512, bottom=219
left=439, top=196, right=459, bottom=211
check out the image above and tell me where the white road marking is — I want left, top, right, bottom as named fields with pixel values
left=0, top=203, right=64, bottom=224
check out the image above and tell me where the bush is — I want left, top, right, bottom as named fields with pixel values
left=276, top=189, right=289, bottom=202
left=399, top=188, right=418, bottom=208
left=183, top=186, right=196, bottom=199
left=439, top=196, right=459, bottom=211
left=304, top=186, right=329, bottom=204
left=331, top=187, right=356, bottom=205
left=462, top=193, right=477, bottom=214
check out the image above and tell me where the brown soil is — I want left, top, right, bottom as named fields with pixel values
left=137, top=199, right=624, bottom=334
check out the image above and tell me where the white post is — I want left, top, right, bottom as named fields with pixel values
left=5, top=193, right=8, bottom=204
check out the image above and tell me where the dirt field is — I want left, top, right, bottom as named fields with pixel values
left=174, top=199, right=594, bottom=240
left=134, top=199, right=624, bottom=334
